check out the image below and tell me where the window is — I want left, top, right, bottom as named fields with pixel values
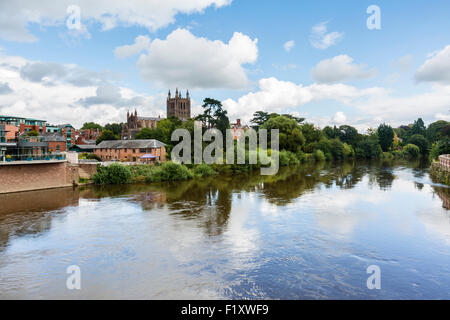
left=139, top=149, right=146, bottom=153
left=133, top=149, right=136, bottom=153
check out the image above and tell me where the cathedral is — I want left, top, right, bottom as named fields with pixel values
left=121, top=89, right=191, bottom=140
left=167, top=89, right=191, bottom=121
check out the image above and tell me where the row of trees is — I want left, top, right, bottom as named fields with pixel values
left=83, top=98, right=450, bottom=162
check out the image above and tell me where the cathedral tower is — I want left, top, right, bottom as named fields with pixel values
left=167, top=89, right=191, bottom=121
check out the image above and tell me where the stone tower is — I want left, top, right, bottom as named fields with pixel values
left=167, top=89, right=191, bottom=121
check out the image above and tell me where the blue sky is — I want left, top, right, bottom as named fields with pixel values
left=0, top=0, right=449, bottom=130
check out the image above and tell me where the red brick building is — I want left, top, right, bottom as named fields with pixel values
left=75, top=128, right=101, bottom=145
left=230, top=119, right=250, bottom=140
left=94, top=140, right=166, bottom=163
left=43, top=133, right=66, bottom=153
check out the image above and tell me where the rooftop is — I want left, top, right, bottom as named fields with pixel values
left=96, top=139, right=166, bottom=149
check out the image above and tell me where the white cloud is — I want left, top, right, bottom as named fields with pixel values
left=0, top=53, right=164, bottom=128
left=309, top=21, right=344, bottom=50
left=114, top=35, right=151, bottom=59
left=332, top=111, right=347, bottom=125
left=222, top=77, right=386, bottom=123
left=0, top=0, right=232, bottom=42
left=312, top=55, right=376, bottom=83
left=283, top=40, right=295, bottom=53
left=416, top=45, right=450, bottom=84
left=222, top=76, right=450, bottom=131
left=137, top=28, right=258, bottom=89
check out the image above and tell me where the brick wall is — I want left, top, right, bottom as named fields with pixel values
left=94, top=147, right=166, bottom=163
left=0, top=161, right=78, bottom=194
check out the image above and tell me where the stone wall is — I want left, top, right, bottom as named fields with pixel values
left=0, top=161, right=79, bottom=194
left=438, top=154, right=450, bottom=169
left=430, top=161, right=450, bottom=186
left=78, top=163, right=98, bottom=179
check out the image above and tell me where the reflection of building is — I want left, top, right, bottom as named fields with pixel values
left=121, top=110, right=162, bottom=140
left=230, top=119, right=250, bottom=140
left=167, top=89, right=191, bottom=121
left=94, top=139, right=166, bottom=163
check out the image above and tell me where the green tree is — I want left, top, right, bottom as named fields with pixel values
left=196, top=98, right=223, bottom=128
left=355, top=136, right=382, bottom=159
left=212, top=106, right=230, bottom=138
left=409, top=118, right=426, bottom=137
left=427, top=120, right=449, bottom=143
left=377, top=123, right=394, bottom=152
left=323, top=126, right=339, bottom=139
left=26, top=130, right=39, bottom=136
left=104, top=123, right=123, bottom=135
left=281, top=114, right=305, bottom=124
left=96, top=130, right=119, bottom=144
left=250, top=111, right=270, bottom=129
left=81, top=122, right=103, bottom=130
left=407, top=134, right=429, bottom=156
left=403, top=144, right=420, bottom=159
left=301, top=123, right=324, bottom=145
left=430, top=137, right=450, bottom=160
left=260, top=115, right=305, bottom=153
left=338, top=125, right=359, bottom=147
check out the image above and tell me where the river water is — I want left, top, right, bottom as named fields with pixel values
left=0, top=161, right=449, bottom=299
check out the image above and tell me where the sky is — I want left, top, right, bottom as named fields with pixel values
left=0, top=0, right=449, bottom=131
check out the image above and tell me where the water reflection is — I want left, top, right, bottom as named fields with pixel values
left=0, top=160, right=449, bottom=299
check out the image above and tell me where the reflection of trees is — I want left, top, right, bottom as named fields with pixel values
left=0, top=187, right=79, bottom=251
left=1, top=159, right=431, bottom=243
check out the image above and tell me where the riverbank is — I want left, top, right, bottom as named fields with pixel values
left=430, top=161, right=450, bottom=186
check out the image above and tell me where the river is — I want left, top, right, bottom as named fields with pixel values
left=0, top=160, right=449, bottom=299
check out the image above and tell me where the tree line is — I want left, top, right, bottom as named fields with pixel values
left=84, top=98, right=450, bottom=163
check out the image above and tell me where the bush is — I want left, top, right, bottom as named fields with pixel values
left=192, top=164, right=217, bottom=177
left=314, top=149, right=326, bottom=162
left=407, top=134, right=429, bottom=156
left=279, top=150, right=290, bottom=166
left=147, top=162, right=193, bottom=182
left=287, top=151, right=300, bottom=165
left=343, top=143, right=355, bottom=158
left=403, top=144, right=420, bottom=159
left=92, top=163, right=132, bottom=185
left=430, top=138, right=450, bottom=160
